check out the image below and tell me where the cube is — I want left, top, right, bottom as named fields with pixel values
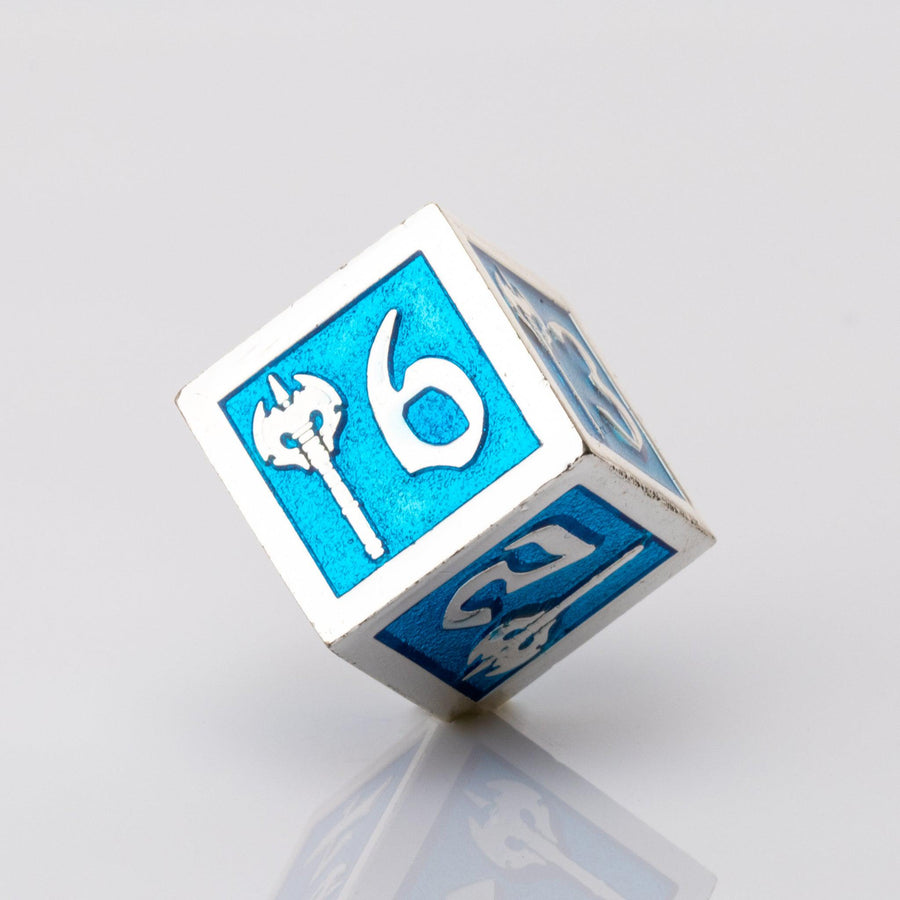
left=277, top=714, right=716, bottom=898
left=176, top=204, right=715, bottom=720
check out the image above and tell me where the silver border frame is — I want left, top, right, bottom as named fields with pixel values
left=176, top=204, right=584, bottom=644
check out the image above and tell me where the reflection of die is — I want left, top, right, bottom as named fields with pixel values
left=177, top=204, right=715, bottom=719
left=277, top=715, right=716, bottom=899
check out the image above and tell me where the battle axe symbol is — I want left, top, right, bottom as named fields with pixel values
left=467, top=780, right=626, bottom=899
left=252, top=373, right=385, bottom=561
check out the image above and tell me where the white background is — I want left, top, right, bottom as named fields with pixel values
left=1, top=4, right=897, bottom=897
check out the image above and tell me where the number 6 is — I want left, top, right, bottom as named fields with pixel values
left=367, top=309, right=485, bottom=473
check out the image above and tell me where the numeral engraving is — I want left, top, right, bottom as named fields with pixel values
left=367, top=308, right=485, bottom=473
left=443, top=520, right=644, bottom=680
left=442, top=525, right=595, bottom=630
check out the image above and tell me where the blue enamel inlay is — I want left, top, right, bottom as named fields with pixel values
left=220, top=253, right=540, bottom=596
left=376, top=485, right=674, bottom=701
left=472, top=244, right=685, bottom=499
left=400, top=745, right=677, bottom=899
left=405, top=388, right=469, bottom=446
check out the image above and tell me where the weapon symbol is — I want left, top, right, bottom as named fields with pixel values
left=465, top=542, right=645, bottom=681
left=252, top=373, right=385, bottom=560
left=467, top=780, right=626, bottom=899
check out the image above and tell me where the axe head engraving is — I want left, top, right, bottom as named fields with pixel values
left=252, top=373, right=344, bottom=470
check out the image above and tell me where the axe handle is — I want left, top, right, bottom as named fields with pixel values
left=302, top=434, right=385, bottom=560
left=527, top=541, right=646, bottom=635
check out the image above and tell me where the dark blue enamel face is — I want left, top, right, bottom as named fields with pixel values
left=377, top=485, right=674, bottom=701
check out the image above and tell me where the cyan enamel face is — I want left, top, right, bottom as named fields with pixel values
left=377, top=486, right=674, bottom=701
left=220, top=253, right=540, bottom=597
left=399, top=745, right=679, bottom=899
left=472, top=244, right=685, bottom=500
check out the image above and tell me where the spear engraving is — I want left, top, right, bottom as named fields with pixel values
left=252, top=373, right=384, bottom=560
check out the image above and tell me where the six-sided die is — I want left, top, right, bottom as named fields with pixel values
left=176, top=204, right=715, bottom=720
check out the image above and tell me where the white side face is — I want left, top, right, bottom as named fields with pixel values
left=176, top=204, right=583, bottom=644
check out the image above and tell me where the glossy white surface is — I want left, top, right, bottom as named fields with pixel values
left=274, top=714, right=715, bottom=899
left=1, top=3, right=897, bottom=898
